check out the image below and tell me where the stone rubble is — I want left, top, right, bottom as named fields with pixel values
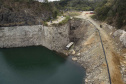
left=70, top=20, right=110, bottom=84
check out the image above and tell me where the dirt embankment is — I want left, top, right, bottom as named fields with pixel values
left=102, top=23, right=126, bottom=83
left=68, top=12, right=124, bottom=84
left=70, top=20, right=110, bottom=84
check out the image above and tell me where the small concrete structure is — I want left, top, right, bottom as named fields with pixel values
left=66, top=42, right=74, bottom=50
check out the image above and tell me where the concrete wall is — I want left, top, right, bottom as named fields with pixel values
left=0, top=24, right=70, bottom=52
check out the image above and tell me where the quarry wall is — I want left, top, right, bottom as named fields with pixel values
left=0, top=24, right=70, bottom=52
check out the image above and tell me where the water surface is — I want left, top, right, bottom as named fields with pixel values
left=0, top=46, right=85, bottom=84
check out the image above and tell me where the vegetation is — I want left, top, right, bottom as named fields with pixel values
left=0, top=0, right=34, bottom=3
left=52, top=16, right=70, bottom=26
left=94, top=0, right=126, bottom=29
left=1, top=0, right=125, bottom=29
left=58, top=16, right=70, bottom=25
left=0, top=0, right=60, bottom=26
left=67, top=11, right=81, bottom=16
left=53, top=0, right=104, bottom=11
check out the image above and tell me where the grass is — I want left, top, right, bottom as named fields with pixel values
left=42, top=21, right=48, bottom=26
left=64, top=11, right=81, bottom=17
left=58, top=16, right=70, bottom=25
left=52, top=16, right=70, bottom=26
left=68, top=11, right=81, bottom=16
left=91, top=15, right=96, bottom=19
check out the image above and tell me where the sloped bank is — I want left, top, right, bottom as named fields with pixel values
left=69, top=19, right=112, bottom=84
left=70, top=18, right=124, bottom=84
left=0, top=24, right=69, bottom=52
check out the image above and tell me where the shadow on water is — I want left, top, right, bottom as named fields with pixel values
left=1, top=46, right=66, bottom=69
left=0, top=46, right=85, bottom=84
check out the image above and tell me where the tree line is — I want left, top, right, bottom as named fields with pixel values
left=94, top=0, right=126, bottom=29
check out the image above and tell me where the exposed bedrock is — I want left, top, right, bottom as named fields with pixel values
left=0, top=24, right=70, bottom=52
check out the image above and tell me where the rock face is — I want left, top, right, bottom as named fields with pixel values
left=0, top=1, right=53, bottom=27
left=113, top=30, right=126, bottom=47
left=0, top=24, right=69, bottom=52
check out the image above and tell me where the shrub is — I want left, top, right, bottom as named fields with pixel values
left=52, top=16, right=70, bottom=26
left=58, top=16, right=70, bottom=25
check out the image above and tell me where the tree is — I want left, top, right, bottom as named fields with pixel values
left=43, top=0, right=48, bottom=3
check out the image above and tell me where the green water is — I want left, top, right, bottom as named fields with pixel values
left=0, top=46, right=85, bottom=84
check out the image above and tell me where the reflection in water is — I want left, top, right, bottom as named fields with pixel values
left=0, top=46, right=85, bottom=84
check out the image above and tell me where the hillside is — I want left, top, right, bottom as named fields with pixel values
left=0, top=0, right=57, bottom=27
left=53, top=0, right=104, bottom=11
left=94, top=0, right=126, bottom=30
